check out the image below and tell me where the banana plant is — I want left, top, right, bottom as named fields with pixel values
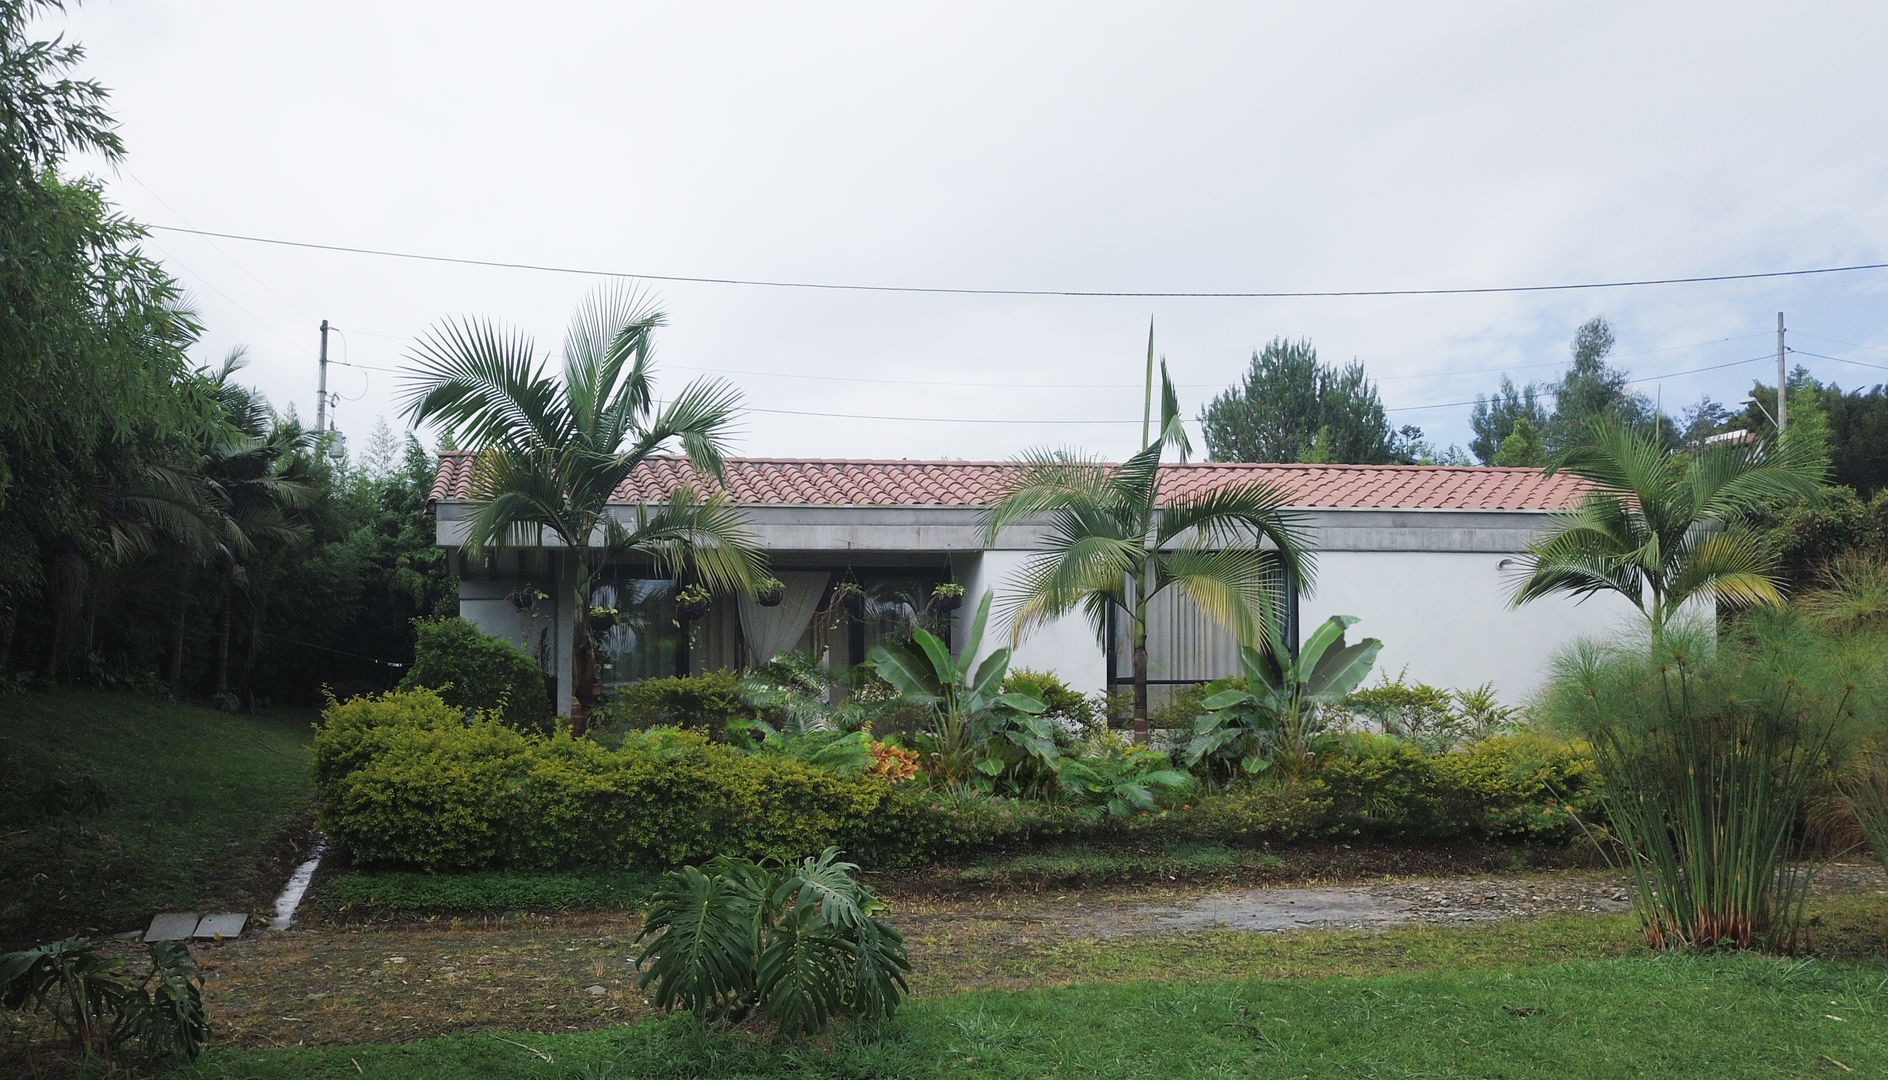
left=1185, top=614, right=1382, bottom=780
left=867, top=591, right=1050, bottom=787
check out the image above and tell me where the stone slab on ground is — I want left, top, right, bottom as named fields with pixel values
left=144, top=912, right=200, bottom=942
left=194, top=913, right=248, bottom=940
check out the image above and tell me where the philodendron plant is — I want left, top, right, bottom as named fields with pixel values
left=1185, top=614, right=1382, bottom=780
left=867, top=591, right=1051, bottom=788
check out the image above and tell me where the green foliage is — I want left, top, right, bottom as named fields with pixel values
left=885, top=788, right=1093, bottom=856
left=868, top=592, right=1052, bottom=788
left=1185, top=615, right=1381, bottom=780
left=602, top=670, right=759, bottom=741
left=1747, top=484, right=1888, bottom=593
left=313, top=688, right=904, bottom=871
left=1512, top=418, right=1828, bottom=631
left=313, top=869, right=661, bottom=918
left=398, top=287, right=766, bottom=734
left=0, top=936, right=206, bottom=1066
left=1799, top=552, right=1888, bottom=632
left=1002, top=667, right=1099, bottom=738
left=0, top=690, right=315, bottom=948
left=1130, top=778, right=1333, bottom=845
left=1490, top=415, right=1548, bottom=467
left=1345, top=672, right=1518, bottom=753
left=737, top=651, right=904, bottom=737
left=632, top=848, right=910, bottom=1036
left=1199, top=337, right=1400, bottom=464
left=1470, top=375, right=1552, bottom=464
left=397, top=617, right=554, bottom=734
left=1052, top=740, right=1195, bottom=819
left=983, top=334, right=1314, bottom=739
left=1317, top=735, right=1457, bottom=839
left=1536, top=615, right=1887, bottom=950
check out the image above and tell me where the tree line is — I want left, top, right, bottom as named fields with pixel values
left=0, top=1, right=453, bottom=704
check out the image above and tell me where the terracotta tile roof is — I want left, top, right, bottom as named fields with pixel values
left=431, top=451, right=1588, bottom=511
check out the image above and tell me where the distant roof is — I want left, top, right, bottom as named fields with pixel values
left=430, top=452, right=1588, bottom=511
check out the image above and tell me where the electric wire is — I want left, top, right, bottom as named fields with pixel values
left=146, top=223, right=1888, bottom=299
left=1788, top=348, right=1888, bottom=373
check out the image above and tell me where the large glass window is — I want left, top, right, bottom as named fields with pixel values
left=1106, top=556, right=1294, bottom=709
left=592, top=575, right=678, bottom=687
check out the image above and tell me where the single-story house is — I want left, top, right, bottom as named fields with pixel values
left=428, top=453, right=1636, bottom=713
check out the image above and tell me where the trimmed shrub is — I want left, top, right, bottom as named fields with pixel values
left=598, top=671, right=759, bottom=741
left=397, top=617, right=554, bottom=734
left=1003, top=668, right=1099, bottom=738
left=1431, top=734, right=1600, bottom=844
left=314, top=689, right=904, bottom=871
left=1129, top=778, right=1333, bottom=845
left=1317, top=734, right=1455, bottom=839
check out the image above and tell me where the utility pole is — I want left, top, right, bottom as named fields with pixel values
left=315, top=319, right=330, bottom=436
left=1767, top=309, right=1782, bottom=436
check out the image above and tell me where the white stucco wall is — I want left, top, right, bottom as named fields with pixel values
left=1299, top=550, right=1640, bottom=703
left=457, top=579, right=573, bottom=712
left=956, top=549, right=1108, bottom=696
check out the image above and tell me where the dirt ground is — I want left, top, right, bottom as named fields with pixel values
left=7, top=863, right=1884, bottom=1056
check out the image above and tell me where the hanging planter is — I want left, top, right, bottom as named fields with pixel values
left=675, top=584, right=712, bottom=620
left=587, top=605, right=620, bottom=636
left=756, top=577, right=785, bottom=608
left=833, top=581, right=867, bottom=619
left=931, top=582, right=965, bottom=612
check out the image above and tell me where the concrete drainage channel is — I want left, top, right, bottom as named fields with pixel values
left=136, top=835, right=327, bottom=943
left=268, top=835, right=327, bottom=930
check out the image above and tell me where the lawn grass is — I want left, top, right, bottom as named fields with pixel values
left=310, top=869, right=666, bottom=920
left=171, top=953, right=1888, bottom=1079
left=956, top=841, right=1286, bottom=889
left=0, top=690, right=316, bottom=946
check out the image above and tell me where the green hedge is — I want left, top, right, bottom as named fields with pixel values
left=396, top=617, right=554, bottom=735
left=1137, top=734, right=1599, bottom=846
left=593, top=671, right=760, bottom=742
left=314, top=690, right=1601, bottom=875
left=315, top=688, right=910, bottom=871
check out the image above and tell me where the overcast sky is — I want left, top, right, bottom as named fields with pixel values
left=51, top=1, right=1888, bottom=463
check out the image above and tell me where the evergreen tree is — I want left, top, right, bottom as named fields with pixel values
left=1469, top=376, right=1549, bottom=464
left=1542, top=317, right=1669, bottom=454
left=1491, top=416, right=1547, bottom=467
left=1200, top=338, right=1397, bottom=463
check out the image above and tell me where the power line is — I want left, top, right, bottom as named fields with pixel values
left=128, top=171, right=319, bottom=325
left=1794, top=332, right=1888, bottom=357
left=1789, top=348, right=1888, bottom=373
left=147, top=223, right=1888, bottom=299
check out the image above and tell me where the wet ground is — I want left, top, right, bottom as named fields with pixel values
left=9, top=863, right=1882, bottom=1055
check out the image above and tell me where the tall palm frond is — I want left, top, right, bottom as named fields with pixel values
left=982, top=345, right=1313, bottom=740
left=1510, top=419, right=1825, bottom=630
left=401, top=289, right=765, bottom=735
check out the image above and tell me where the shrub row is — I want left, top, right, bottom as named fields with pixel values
left=314, top=690, right=1598, bottom=874
left=316, top=688, right=923, bottom=871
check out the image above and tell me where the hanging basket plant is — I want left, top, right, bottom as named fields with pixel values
left=756, top=576, right=785, bottom=607
left=931, top=582, right=965, bottom=612
left=675, top=583, right=712, bottom=620
left=587, top=605, right=620, bottom=635
left=833, top=581, right=867, bottom=619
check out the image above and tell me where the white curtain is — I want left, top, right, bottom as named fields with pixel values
left=737, top=571, right=830, bottom=666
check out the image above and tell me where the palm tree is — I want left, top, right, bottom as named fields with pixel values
left=108, top=349, right=315, bottom=696
left=981, top=332, right=1315, bottom=742
left=399, top=289, right=764, bottom=737
left=1509, top=420, right=1826, bottom=635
